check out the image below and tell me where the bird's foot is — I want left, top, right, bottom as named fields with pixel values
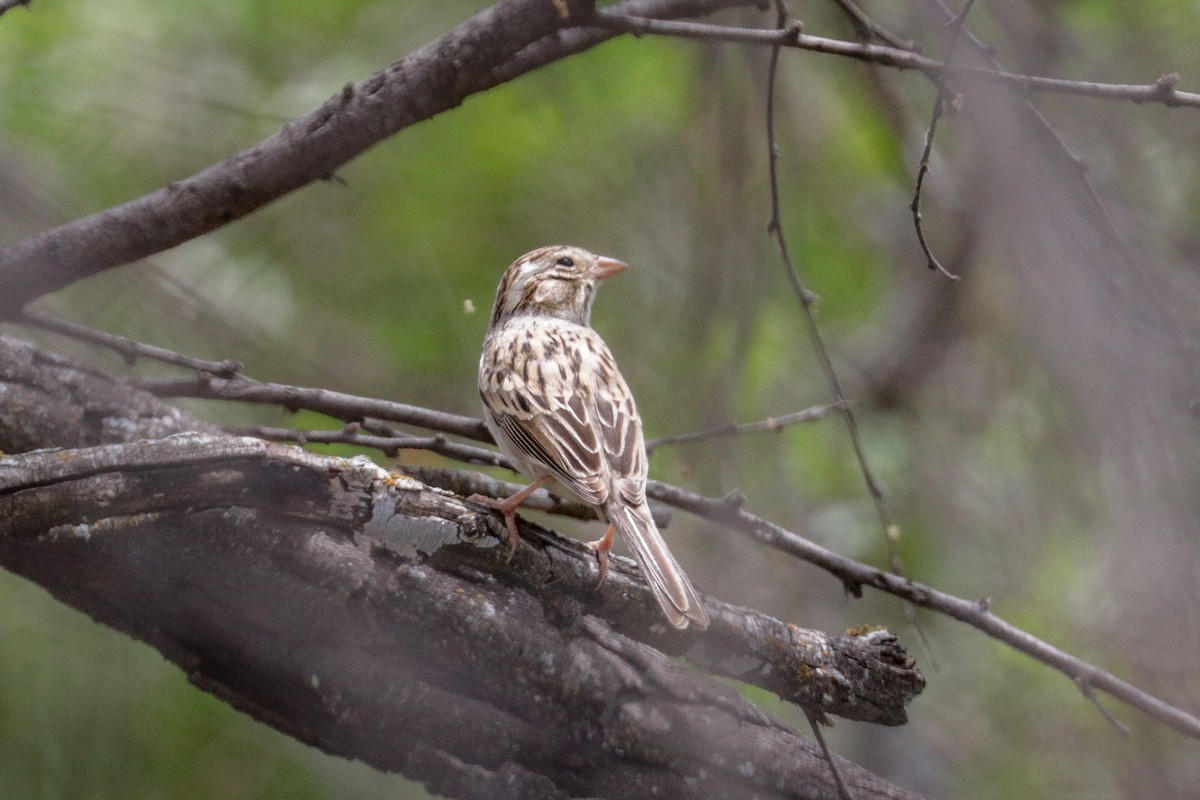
left=467, top=475, right=551, bottom=561
left=586, top=523, right=616, bottom=588
left=467, top=493, right=522, bottom=560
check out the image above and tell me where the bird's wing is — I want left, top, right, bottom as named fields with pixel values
left=481, top=324, right=611, bottom=507
left=587, top=335, right=648, bottom=507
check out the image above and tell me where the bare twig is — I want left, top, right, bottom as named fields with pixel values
left=644, top=402, right=846, bottom=454
left=588, top=13, right=1200, bottom=108
left=829, top=0, right=916, bottom=51
left=19, top=310, right=244, bottom=377
left=230, top=423, right=506, bottom=468
left=763, top=2, right=902, bottom=572
left=136, top=375, right=492, bottom=442
left=0, top=0, right=763, bottom=318
left=1076, top=675, right=1133, bottom=738
left=806, top=709, right=853, bottom=800
left=908, top=0, right=976, bottom=280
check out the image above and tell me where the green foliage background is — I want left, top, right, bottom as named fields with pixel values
left=2, top=1, right=1199, bottom=798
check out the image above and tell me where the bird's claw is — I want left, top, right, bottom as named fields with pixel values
left=467, top=493, right=521, bottom=559
left=586, top=523, right=616, bottom=589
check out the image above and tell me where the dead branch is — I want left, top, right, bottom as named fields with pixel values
left=0, top=0, right=760, bottom=318
left=644, top=403, right=846, bottom=453
left=18, top=310, right=245, bottom=377
left=0, top=333, right=926, bottom=797
left=121, top=357, right=1200, bottom=741
left=588, top=13, right=1200, bottom=108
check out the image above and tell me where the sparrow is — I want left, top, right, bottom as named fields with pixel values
left=470, top=245, right=709, bottom=630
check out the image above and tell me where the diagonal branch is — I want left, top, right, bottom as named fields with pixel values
left=0, top=0, right=761, bottom=318
left=644, top=402, right=846, bottom=453
left=19, top=310, right=245, bottom=377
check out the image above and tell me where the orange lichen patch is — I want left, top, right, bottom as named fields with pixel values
left=844, top=624, right=886, bottom=637
left=381, top=469, right=422, bottom=491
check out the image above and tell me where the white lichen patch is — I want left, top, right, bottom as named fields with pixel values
left=43, top=512, right=161, bottom=541
left=362, top=495, right=461, bottom=557
left=46, top=522, right=95, bottom=541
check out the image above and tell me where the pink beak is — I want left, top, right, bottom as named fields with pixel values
left=590, top=255, right=628, bottom=281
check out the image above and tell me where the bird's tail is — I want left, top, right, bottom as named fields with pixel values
left=608, top=500, right=709, bottom=630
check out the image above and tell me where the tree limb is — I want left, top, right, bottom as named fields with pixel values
left=126, top=351, right=1200, bottom=742
left=0, top=0, right=760, bottom=318
left=0, top=334, right=926, bottom=796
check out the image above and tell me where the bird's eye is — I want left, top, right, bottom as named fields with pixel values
left=556, top=256, right=574, bottom=268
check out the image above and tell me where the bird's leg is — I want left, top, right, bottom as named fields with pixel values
left=586, top=523, right=616, bottom=588
left=468, top=475, right=551, bottom=560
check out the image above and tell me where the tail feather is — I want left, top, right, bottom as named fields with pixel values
left=609, top=501, right=709, bottom=630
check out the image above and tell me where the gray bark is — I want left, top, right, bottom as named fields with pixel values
left=0, top=335, right=925, bottom=799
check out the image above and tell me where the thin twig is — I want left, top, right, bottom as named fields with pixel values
left=135, top=372, right=1200, bottom=740
left=763, top=2, right=902, bottom=574
left=135, top=376, right=492, bottom=442
left=588, top=13, right=1200, bottom=109
left=231, top=424, right=505, bottom=467
left=919, top=0, right=1200, bottom=412
left=829, top=0, right=916, bottom=51
left=1076, top=675, right=1133, bottom=738
left=644, top=402, right=846, bottom=454
left=805, top=709, right=853, bottom=800
left=19, top=311, right=245, bottom=378
left=908, top=0, right=976, bottom=280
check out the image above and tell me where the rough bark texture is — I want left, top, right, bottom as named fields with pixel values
left=0, top=334, right=925, bottom=798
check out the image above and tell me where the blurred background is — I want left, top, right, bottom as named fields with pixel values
left=2, top=0, right=1199, bottom=797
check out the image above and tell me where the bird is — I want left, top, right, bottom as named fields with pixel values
left=470, top=245, right=710, bottom=630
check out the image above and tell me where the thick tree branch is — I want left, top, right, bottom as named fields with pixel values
left=0, top=0, right=759, bottom=317
left=127, top=360, right=1200, bottom=741
left=0, top=334, right=925, bottom=796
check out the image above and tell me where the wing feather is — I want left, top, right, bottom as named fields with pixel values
left=480, top=319, right=650, bottom=508
left=481, top=320, right=608, bottom=506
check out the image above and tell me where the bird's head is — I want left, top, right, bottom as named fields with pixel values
left=489, top=245, right=627, bottom=328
